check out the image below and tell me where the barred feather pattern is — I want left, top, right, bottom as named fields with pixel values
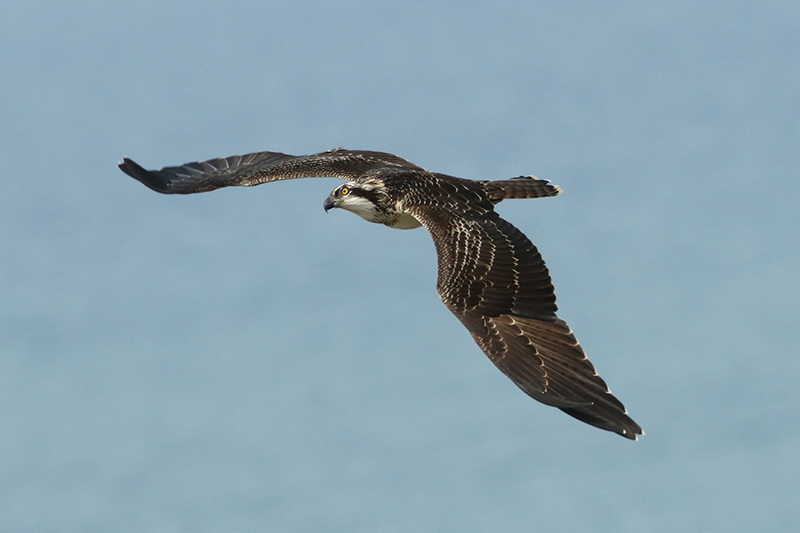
left=404, top=177, right=641, bottom=440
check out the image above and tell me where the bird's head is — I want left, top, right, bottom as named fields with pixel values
left=323, top=181, right=422, bottom=229
left=323, top=182, right=385, bottom=223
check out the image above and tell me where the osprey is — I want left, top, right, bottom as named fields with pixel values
left=119, top=148, right=642, bottom=440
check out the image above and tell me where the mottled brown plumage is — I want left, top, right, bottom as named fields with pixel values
left=119, top=148, right=642, bottom=440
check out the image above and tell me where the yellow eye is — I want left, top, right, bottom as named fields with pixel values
left=340, top=187, right=350, bottom=195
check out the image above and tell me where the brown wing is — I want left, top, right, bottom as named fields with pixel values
left=118, top=148, right=425, bottom=194
left=406, top=179, right=642, bottom=440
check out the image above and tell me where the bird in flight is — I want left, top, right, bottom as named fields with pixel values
left=119, top=148, right=642, bottom=440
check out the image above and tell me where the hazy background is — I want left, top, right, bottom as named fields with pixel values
left=1, top=1, right=798, bottom=531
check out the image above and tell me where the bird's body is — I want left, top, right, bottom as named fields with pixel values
left=119, top=148, right=642, bottom=440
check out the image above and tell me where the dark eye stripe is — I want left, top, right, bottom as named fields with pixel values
left=346, top=186, right=381, bottom=203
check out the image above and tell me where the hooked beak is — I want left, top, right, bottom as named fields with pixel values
left=323, top=196, right=337, bottom=212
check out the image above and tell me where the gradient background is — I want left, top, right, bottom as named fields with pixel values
left=2, top=1, right=798, bottom=531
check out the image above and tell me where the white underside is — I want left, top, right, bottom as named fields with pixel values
left=340, top=196, right=422, bottom=229
left=387, top=213, right=423, bottom=230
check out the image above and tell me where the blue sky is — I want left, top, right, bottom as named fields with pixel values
left=1, top=1, right=799, bottom=531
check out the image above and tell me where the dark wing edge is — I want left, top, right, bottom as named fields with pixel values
left=118, top=148, right=425, bottom=195
left=409, top=196, right=642, bottom=440
left=118, top=151, right=298, bottom=194
left=477, top=314, right=643, bottom=440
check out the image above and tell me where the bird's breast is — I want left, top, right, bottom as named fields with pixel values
left=386, top=212, right=423, bottom=230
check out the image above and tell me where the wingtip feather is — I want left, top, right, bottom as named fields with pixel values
left=117, top=157, right=173, bottom=193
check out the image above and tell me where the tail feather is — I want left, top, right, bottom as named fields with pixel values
left=483, top=176, right=562, bottom=203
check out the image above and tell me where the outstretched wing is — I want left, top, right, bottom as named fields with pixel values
left=118, top=148, right=425, bottom=194
left=406, top=179, right=642, bottom=440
